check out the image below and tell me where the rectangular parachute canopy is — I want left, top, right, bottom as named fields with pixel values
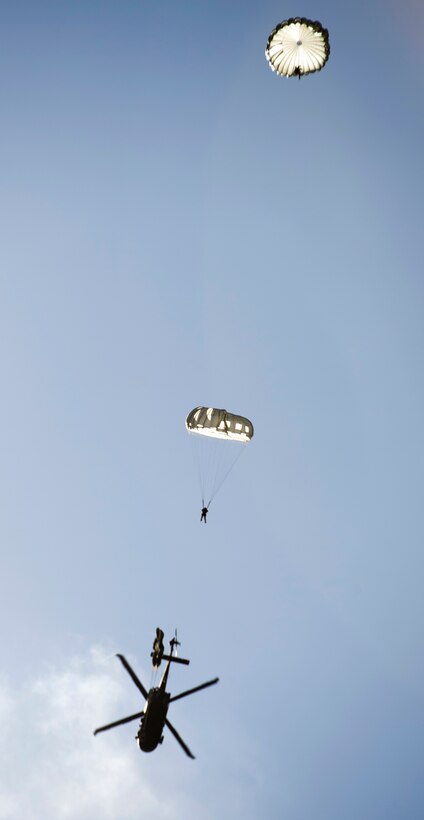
left=185, top=407, right=254, bottom=442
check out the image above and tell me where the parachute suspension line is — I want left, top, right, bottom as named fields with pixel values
left=192, top=432, right=222, bottom=507
left=206, top=443, right=246, bottom=507
left=190, top=434, right=206, bottom=508
left=205, top=436, right=222, bottom=507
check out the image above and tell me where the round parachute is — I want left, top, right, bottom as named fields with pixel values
left=186, top=407, right=254, bottom=508
left=265, top=17, right=330, bottom=78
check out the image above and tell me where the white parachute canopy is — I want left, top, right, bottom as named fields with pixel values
left=186, top=407, right=254, bottom=508
left=265, top=17, right=330, bottom=78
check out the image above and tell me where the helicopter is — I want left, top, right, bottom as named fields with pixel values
left=93, top=629, right=219, bottom=759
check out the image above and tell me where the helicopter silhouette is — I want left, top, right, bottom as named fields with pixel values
left=93, top=629, right=219, bottom=759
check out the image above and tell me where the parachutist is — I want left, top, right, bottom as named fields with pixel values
left=151, top=627, right=164, bottom=667
left=200, top=507, right=208, bottom=523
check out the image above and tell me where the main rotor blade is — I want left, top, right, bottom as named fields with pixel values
left=169, top=677, right=219, bottom=703
left=116, top=654, right=149, bottom=700
left=93, top=711, right=144, bottom=735
left=165, top=717, right=195, bottom=759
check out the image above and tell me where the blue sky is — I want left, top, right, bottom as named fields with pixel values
left=1, top=1, right=423, bottom=818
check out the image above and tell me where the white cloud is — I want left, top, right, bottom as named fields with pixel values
left=0, top=647, right=262, bottom=820
left=0, top=648, right=212, bottom=820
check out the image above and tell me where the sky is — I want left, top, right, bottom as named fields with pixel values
left=1, top=1, right=423, bottom=818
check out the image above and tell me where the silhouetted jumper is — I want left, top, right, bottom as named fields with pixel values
left=200, top=507, right=208, bottom=523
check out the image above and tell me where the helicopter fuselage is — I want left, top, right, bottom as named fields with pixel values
left=137, top=688, right=170, bottom=752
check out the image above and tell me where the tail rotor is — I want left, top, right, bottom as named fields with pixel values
left=170, top=628, right=181, bottom=657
